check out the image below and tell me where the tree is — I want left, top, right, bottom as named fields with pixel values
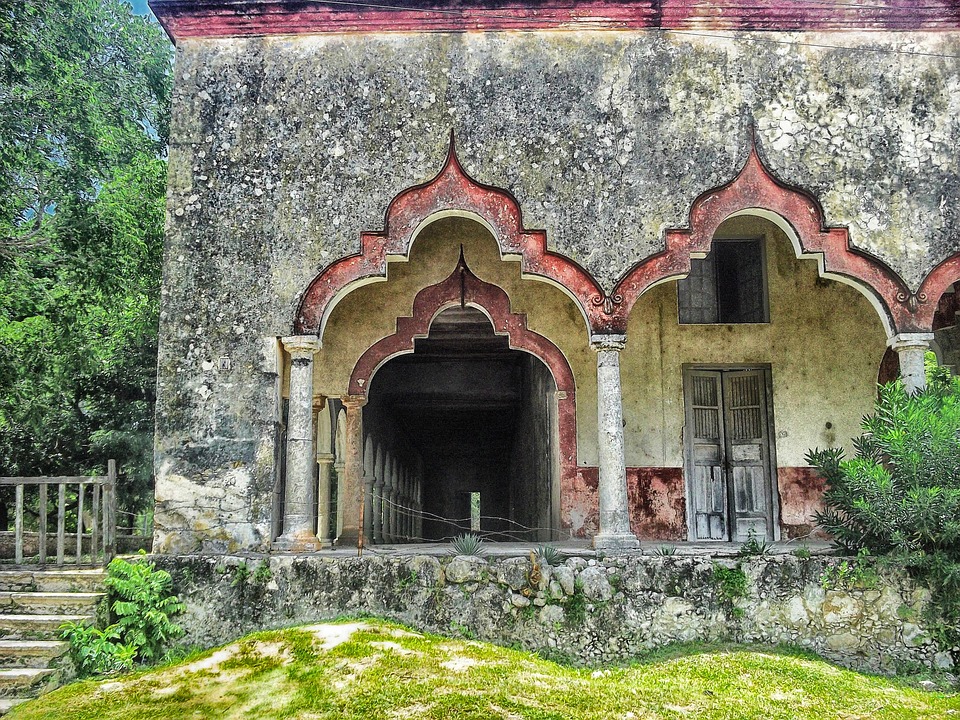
left=0, top=0, right=172, bottom=519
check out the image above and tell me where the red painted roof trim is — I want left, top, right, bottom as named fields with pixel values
left=149, top=0, right=960, bottom=42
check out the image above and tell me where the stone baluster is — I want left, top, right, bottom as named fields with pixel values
left=275, top=336, right=322, bottom=551
left=591, top=334, right=640, bottom=550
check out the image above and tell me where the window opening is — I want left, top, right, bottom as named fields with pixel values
left=678, top=239, right=768, bottom=324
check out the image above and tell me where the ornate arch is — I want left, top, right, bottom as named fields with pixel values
left=349, top=252, right=578, bottom=515
left=296, top=133, right=606, bottom=339
left=914, top=254, right=960, bottom=332
left=608, top=140, right=916, bottom=337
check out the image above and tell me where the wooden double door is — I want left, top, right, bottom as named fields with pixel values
left=683, top=367, right=778, bottom=542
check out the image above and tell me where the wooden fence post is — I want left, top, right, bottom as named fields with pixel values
left=104, top=459, right=117, bottom=564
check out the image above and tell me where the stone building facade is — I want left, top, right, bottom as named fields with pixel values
left=149, top=0, right=960, bottom=554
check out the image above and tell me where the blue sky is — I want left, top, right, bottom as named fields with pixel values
left=130, top=0, right=150, bottom=15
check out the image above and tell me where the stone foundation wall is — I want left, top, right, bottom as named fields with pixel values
left=153, top=552, right=955, bottom=674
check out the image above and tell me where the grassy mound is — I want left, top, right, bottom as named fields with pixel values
left=10, top=620, right=958, bottom=719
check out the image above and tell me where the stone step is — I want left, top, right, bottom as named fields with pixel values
left=0, top=668, right=56, bottom=698
left=0, top=698, right=25, bottom=716
left=0, top=615, right=91, bottom=641
left=0, top=570, right=106, bottom=594
left=0, top=592, right=103, bottom=616
left=0, top=641, right=68, bottom=668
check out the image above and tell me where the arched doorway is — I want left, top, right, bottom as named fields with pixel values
left=365, top=305, right=558, bottom=541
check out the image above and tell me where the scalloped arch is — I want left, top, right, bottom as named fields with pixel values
left=349, top=253, right=578, bottom=514
left=296, top=134, right=609, bottom=339
left=607, top=141, right=921, bottom=336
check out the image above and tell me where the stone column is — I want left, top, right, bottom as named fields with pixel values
left=316, top=450, right=334, bottom=544
left=336, top=395, right=367, bottom=547
left=591, top=334, right=640, bottom=551
left=399, top=468, right=409, bottom=542
left=382, top=454, right=395, bottom=543
left=372, top=453, right=385, bottom=544
left=274, top=336, right=322, bottom=551
left=388, top=456, right=400, bottom=543
left=889, top=333, right=934, bottom=394
left=362, top=446, right=375, bottom=547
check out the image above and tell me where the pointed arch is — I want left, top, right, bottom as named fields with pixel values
left=610, top=140, right=917, bottom=337
left=349, top=253, right=579, bottom=526
left=295, top=133, right=606, bottom=339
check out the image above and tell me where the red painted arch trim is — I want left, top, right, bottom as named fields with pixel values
left=296, top=134, right=606, bottom=337
left=349, top=254, right=575, bottom=395
left=917, top=254, right=960, bottom=330
left=349, top=256, right=579, bottom=522
left=608, top=140, right=919, bottom=335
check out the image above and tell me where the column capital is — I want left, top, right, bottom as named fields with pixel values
left=281, top=335, right=321, bottom=360
left=888, top=332, right=934, bottom=351
left=590, top=334, right=627, bottom=352
left=316, top=451, right=336, bottom=464
left=341, top=394, right=368, bottom=409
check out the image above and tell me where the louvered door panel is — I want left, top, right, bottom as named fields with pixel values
left=684, top=371, right=726, bottom=540
left=723, top=370, right=772, bottom=541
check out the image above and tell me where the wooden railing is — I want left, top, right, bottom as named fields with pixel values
left=0, top=459, right=117, bottom=566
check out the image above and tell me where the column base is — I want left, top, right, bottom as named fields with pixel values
left=593, top=532, right=640, bottom=551
left=334, top=528, right=361, bottom=548
left=272, top=531, right=324, bottom=552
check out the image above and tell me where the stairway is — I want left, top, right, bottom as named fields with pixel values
left=0, top=569, right=105, bottom=715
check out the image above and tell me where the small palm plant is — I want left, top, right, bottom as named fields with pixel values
left=450, top=532, right=486, bottom=556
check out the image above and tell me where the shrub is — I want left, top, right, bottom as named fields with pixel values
left=105, top=553, right=186, bottom=663
left=63, top=552, right=186, bottom=677
left=807, top=371, right=960, bottom=644
left=60, top=622, right=136, bottom=677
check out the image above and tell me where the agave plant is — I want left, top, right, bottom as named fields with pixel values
left=450, top=532, right=486, bottom=556
left=653, top=545, right=678, bottom=557
left=535, top=544, right=563, bottom=566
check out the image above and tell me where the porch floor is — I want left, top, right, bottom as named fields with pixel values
left=290, top=539, right=835, bottom=559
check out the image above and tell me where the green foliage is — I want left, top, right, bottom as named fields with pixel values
left=253, top=560, right=273, bottom=584
left=713, top=563, right=748, bottom=618
left=564, top=580, right=588, bottom=625
left=231, top=562, right=251, bottom=588
left=0, top=0, right=172, bottom=517
left=535, top=544, right=562, bottom=566
left=104, top=553, right=185, bottom=664
left=792, top=545, right=812, bottom=560
left=450, top=533, right=486, bottom=556
left=654, top=545, right=678, bottom=556
left=59, top=621, right=136, bottom=677
left=819, top=549, right=880, bottom=591
left=736, top=529, right=772, bottom=558
left=807, top=373, right=960, bottom=644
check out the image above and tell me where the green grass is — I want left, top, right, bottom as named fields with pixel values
left=11, top=620, right=959, bottom=719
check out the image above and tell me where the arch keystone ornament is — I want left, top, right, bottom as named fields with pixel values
left=296, top=133, right=618, bottom=339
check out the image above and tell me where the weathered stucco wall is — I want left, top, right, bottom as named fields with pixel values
left=153, top=552, right=955, bottom=674
left=156, top=27, right=955, bottom=552
left=621, top=215, right=887, bottom=469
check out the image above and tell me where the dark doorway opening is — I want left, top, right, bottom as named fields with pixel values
left=365, top=306, right=557, bottom=542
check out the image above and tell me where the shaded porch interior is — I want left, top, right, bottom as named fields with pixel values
left=364, top=306, right=557, bottom=542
